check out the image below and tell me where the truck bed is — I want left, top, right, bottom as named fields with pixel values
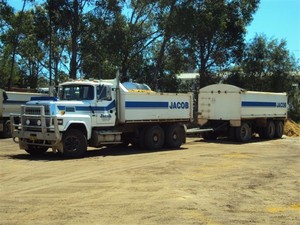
left=118, top=91, right=193, bottom=123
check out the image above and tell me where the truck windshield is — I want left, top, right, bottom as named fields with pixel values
left=59, top=85, right=94, bottom=100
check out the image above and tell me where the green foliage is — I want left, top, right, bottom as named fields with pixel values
left=224, top=34, right=300, bottom=121
left=225, top=35, right=297, bottom=91
left=0, top=0, right=259, bottom=89
left=172, top=0, right=259, bottom=87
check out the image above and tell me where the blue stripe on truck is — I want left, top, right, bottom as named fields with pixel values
left=241, top=101, right=276, bottom=107
left=57, top=100, right=115, bottom=111
left=125, top=101, right=168, bottom=108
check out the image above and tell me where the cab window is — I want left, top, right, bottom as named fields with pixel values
left=97, top=85, right=112, bottom=100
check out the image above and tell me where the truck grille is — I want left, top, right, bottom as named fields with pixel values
left=25, top=105, right=50, bottom=115
left=22, top=105, right=51, bottom=131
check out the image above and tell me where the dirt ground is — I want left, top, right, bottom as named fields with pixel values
left=0, top=136, right=299, bottom=225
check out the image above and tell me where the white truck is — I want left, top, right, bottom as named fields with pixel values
left=0, top=89, right=47, bottom=138
left=10, top=77, right=193, bottom=158
left=197, top=84, right=287, bottom=142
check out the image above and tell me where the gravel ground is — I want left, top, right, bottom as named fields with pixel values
left=0, top=136, right=299, bottom=225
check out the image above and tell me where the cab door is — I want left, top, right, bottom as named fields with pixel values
left=94, top=85, right=116, bottom=126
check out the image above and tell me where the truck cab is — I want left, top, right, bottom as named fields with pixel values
left=57, top=81, right=117, bottom=128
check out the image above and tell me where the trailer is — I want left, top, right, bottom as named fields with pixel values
left=10, top=77, right=193, bottom=158
left=0, top=89, right=47, bottom=138
left=197, top=84, right=287, bottom=142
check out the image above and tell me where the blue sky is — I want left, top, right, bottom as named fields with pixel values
left=8, top=0, right=300, bottom=62
left=246, top=0, right=300, bottom=61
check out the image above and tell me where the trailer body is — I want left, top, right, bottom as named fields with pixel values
left=198, top=84, right=287, bottom=141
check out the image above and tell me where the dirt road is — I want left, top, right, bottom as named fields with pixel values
left=0, top=136, right=299, bottom=225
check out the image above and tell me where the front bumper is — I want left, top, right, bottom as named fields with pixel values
left=10, top=105, right=62, bottom=149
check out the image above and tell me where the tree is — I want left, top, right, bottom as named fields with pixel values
left=0, top=1, right=19, bottom=89
left=227, top=35, right=297, bottom=92
left=224, top=34, right=300, bottom=121
left=174, top=0, right=259, bottom=87
left=47, top=0, right=94, bottom=79
left=80, top=0, right=122, bottom=79
left=4, top=0, right=28, bottom=90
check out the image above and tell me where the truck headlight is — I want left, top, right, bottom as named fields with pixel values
left=37, top=120, right=41, bottom=126
left=26, top=119, right=30, bottom=125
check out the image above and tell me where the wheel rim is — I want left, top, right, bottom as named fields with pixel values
left=237, top=123, right=251, bottom=142
left=268, top=122, right=275, bottom=137
left=65, top=135, right=80, bottom=152
left=145, top=126, right=164, bottom=150
left=172, top=133, right=178, bottom=140
left=241, top=126, right=248, bottom=138
left=277, top=123, right=283, bottom=133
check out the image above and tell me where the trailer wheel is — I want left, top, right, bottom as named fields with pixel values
left=274, top=121, right=284, bottom=138
left=144, top=126, right=164, bottom=150
left=262, top=120, right=275, bottom=139
left=25, top=145, right=48, bottom=156
left=62, top=129, right=87, bottom=158
left=236, top=122, right=252, bottom=142
left=165, top=124, right=184, bottom=149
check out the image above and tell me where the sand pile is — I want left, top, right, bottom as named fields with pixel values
left=284, top=119, right=300, bottom=137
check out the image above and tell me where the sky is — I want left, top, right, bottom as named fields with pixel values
left=246, top=0, right=300, bottom=61
left=7, top=0, right=300, bottom=61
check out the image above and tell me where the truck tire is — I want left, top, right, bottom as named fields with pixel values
left=274, top=121, right=284, bottom=139
left=165, top=124, right=184, bottom=149
left=236, top=122, right=252, bottom=142
left=62, top=129, right=87, bottom=158
left=144, top=125, right=164, bottom=150
left=262, top=120, right=275, bottom=139
left=25, top=145, right=48, bottom=156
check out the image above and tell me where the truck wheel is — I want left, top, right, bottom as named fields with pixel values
left=236, top=122, right=252, bottom=142
left=165, top=124, right=184, bottom=149
left=262, top=120, right=275, bottom=139
left=274, top=121, right=284, bottom=138
left=1, top=120, right=11, bottom=138
left=25, top=145, right=48, bottom=156
left=144, top=126, right=164, bottom=150
left=62, top=129, right=87, bottom=158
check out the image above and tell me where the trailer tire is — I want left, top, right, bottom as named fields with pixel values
left=262, top=120, right=275, bottom=139
left=236, top=122, right=252, bottom=142
left=274, top=121, right=284, bottom=139
left=25, top=145, right=48, bottom=156
left=62, top=129, right=87, bottom=158
left=165, top=124, right=184, bottom=149
left=144, top=126, right=164, bottom=150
